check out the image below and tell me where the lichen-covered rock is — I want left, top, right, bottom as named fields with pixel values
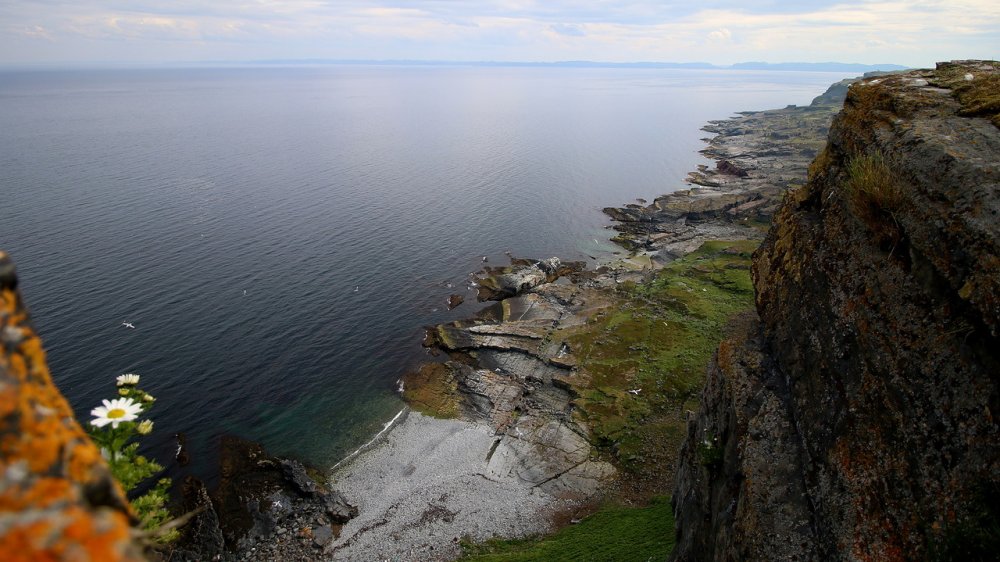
left=671, top=61, right=1000, bottom=561
left=0, top=251, right=143, bottom=561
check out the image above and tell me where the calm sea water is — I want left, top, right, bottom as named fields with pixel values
left=0, top=65, right=851, bottom=483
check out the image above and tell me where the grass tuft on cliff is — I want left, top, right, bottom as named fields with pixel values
left=843, top=150, right=906, bottom=249
left=844, top=151, right=903, bottom=215
left=459, top=496, right=674, bottom=562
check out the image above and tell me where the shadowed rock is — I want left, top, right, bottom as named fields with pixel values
left=205, top=436, right=357, bottom=555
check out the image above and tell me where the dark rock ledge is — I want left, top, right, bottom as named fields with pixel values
left=168, top=436, right=358, bottom=561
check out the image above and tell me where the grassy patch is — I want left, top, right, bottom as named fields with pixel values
left=931, top=63, right=1000, bottom=128
left=560, top=240, right=757, bottom=475
left=845, top=151, right=902, bottom=215
left=843, top=150, right=905, bottom=248
left=460, top=496, right=675, bottom=562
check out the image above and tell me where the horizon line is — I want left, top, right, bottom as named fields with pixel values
left=0, top=59, right=910, bottom=72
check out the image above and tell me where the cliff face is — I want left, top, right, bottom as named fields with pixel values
left=671, top=61, right=1000, bottom=561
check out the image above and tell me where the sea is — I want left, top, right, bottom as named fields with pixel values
left=0, top=65, right=854, bottom=484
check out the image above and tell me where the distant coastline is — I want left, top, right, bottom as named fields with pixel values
left=239, top=60, right=908, bottom=73
left=0, top=59, right=908, bottom=73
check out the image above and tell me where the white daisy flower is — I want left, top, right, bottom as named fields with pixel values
left=116, top=373, right=140, bottom=387
left=90, top=398, right=142, bottom=428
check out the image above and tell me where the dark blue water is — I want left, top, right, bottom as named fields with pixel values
left=0, top=66, right=851, bottom=481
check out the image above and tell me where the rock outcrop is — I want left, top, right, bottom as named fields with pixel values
left=474, top=257, right=585, bottom=301
left=0, top=252, right=143, bottom=560
left=671, top=61, right=1000, bottom=561
left=169, top=436, right=358, bottom=561
left=411, top=281, right=618, bottom=498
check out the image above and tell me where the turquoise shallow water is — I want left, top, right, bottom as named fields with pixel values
left=0, top=65, right=852, bottom=483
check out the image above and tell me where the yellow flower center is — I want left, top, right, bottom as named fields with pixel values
left=107, top=408, right=126, bottom=419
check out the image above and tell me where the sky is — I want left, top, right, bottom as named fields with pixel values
left=1, top=0, right=997, bottom=68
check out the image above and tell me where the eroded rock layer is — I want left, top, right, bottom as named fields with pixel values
left=672, top=61, right=1000, bottom=561
left=410, top=277, right=620, bottom=499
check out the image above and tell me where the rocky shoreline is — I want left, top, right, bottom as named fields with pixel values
left=168, top=74, right=860, bottom=561
left=316, top=77, right=858, bottom=558
left=603, top=75, right=856, bottom=258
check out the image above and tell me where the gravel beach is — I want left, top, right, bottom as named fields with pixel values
left=327, top=409, right=573, bottom=561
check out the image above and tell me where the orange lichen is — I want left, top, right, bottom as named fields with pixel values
left=0, top=254, right=143, bottom=560
left=60, top=508, right=133, bottom=558
left=0, top=478, right=71, bottom=511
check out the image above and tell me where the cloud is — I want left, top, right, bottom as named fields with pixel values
left=549, top=23, right=585, bottom=37
left=707, top=28, right=732, bottom=42
left=0, top=0, right=998, bottom=66
left=13, top=24, right=53, bottom=40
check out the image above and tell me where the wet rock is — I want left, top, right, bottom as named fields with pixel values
left=169, top=477, right=226, bottom=562
left=447, top=294, right=464, bottom=310
left=174, top=432, right=191, bottom=466
left=280, top=459, right=317, bottom=496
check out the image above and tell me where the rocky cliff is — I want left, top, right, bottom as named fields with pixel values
left=671, top=61, right=1000, bottom=561
left=0, top=252, right=143, bottom=560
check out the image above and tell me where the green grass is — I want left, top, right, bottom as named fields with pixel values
left=452, top=241, right=754, bottom=560
left=560, top=240, right=757, bottom=472
left=460, top=497, right=675, bottom=562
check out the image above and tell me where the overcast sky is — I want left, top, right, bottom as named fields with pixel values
left=2, top=0, right=997, bottom=68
